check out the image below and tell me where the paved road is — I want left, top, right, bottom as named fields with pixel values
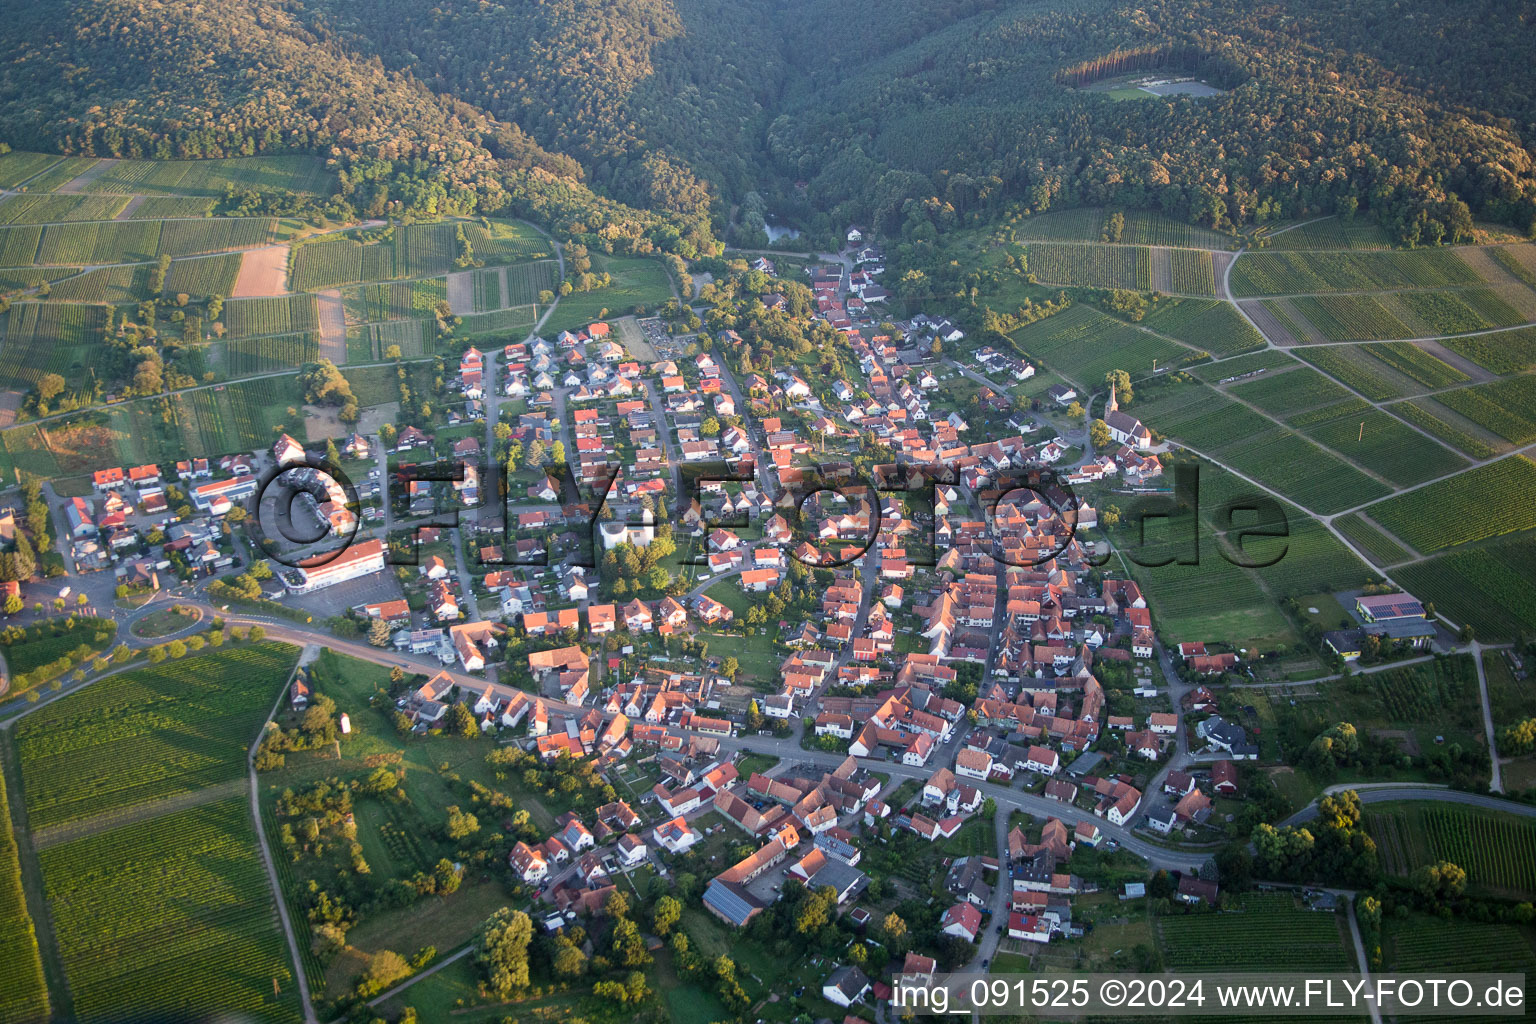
left=248, top=652, right=320, bottom=1024
left=1279, top=785, right=1536, bottom=830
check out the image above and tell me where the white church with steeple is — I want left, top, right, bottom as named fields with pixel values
left=1103, top=384, right=1152, bottom=450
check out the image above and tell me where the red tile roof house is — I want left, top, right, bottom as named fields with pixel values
left=939, top=902, right=982, bottom=942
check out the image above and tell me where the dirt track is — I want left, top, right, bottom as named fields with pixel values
left=232, top=245, right=289, bottom=297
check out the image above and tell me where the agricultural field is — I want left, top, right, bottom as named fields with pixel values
left=1486, top=651, right=1536, bottom=732
left=162, top=252, right=243, bottom=298
left=224, top=333, right=321, bottom=375
left=159, top=217, right=276, bottom=257
left=0, top=150, right=64, bottom=189
left=1262, top=217, right=1392, bottom=251
left=1301, top=407, right=1468, bottom=487
left=1367, top=802, right=1536, bottom=898
left=1395, top=289, right=1496, bottom=335
left=0, top=302, right=109, bottom=391
left=39, top=798, right=303, bottom=1024
left=1364, top=656, right=1477, bottom=727
left=1390, top=399, right=1501, bottom=459
left=1384, top=914, right=1536, bottom=992
left=1366, top=456, right=1536, bottom=553
left=84, top=155, right=331, bottom=196
left=1230, top=249, right=1480, bottom=297
left=124, top=196, right=218, bottom=219
left=1, top=616, right=119, bottom=693
left=1296, top=345, right=1410, bottom=401
left=1157, top=892, right=1352, bottom=969
left=1168, top=248, right=1216, bottom=295
left=1228, top=365, right=1353, bottom=418
left=21, top=158, right=102, bottom=193
left=0, top=225, right=41, bottom=264
left=341, top=278, right=446, bottom=323
left=456, top=305, right=538, bottom=338
left=1334, top=512, right=1415, bottom=566
left=346, top=319, right=433, bottom=361
left=1219, top=427, right=1392, bottom=514
left=0, top=266, right=78, bottom=296
left=1488, top=244, right=1536, bottom=287
left=1024, top=242, right=1151, bottom=290
left=1192, top=348, right=1295, bottom=381
left=34, top=220, right=161, bottom=264
left=1393, top=534, right=1536, bottom=640
left=1257, top=298, right=1321, bottom=344
left=503, top=259, right=560, bottom=306
left=471, top=267, right=501, bottom=312
left=289, top=235, right=397, bottom=291
left=464, top=219, right=553, bottom=262
left=224, top=294, right=320, bottom=339
left=1367, top=342, right=1468, bottom=389
left=1440, top=325, right=1536, bottom=374
left=1250, top=513, right=1375, bottom=599
left=46, top=265, right=149, bottom=304
left=0, top=762, right=49, bottom=1024
left=1434, top=377, right=1536, bottom=445
left=1286, top=294, right=1413, bottom=341
left=1142, top=298, right=1266, bottom=355
left=0, top=193, right=129, bottom=224
left=1008, top=304, right=1189, bottom=386
left=1010, top=208, right=1233, bottom=248
left=14, top=641, right=300, bottom=829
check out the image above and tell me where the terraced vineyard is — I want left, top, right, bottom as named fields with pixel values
left=162, top=252, right=243, bottom=298
left=1391, top=399, right=1501, bottom=459
left=1296, top=345, right=1408, bottom=401
left=1024, top=243, right=1151, bottom=290
left=225, top=333, right=321, bottom=375
left=1434, top=377, right=1536, bottom=445
left=85, top=155, right=330, bottom=196
left=1368, top=803, right=1536, bottom=897
left=1440, top=325, right=1536, bottom=374
left=504, top=259, right=561, bottom=305
left=1301, top=407, right=1468, bottom=487
left=341, top=278, right=446, bottom=322
left=1169, top=249, right=1216, bottom=295
left=1228, top=365, right=1353, bottom=418
left=1143, top=298, right=1265, bottom=355
left=1008, top=305, right=1187, bottom=385
left=224, top=294, right=319, bottom=339
left=1011, top=208, right=1233, bottom=249
left=0, top=762, right=49, bottom=1024
left=47, top=265, right=149, bottom=303
left=1368, top=342, right=1468, bottom=388
left=1230, top=248, right=1481, bottom=297
left=0, top=193, right=129, bottom=224
left=290, top=235, right=397, bottom=291
left=1263, top=217, right=1392, bottom=251
left=1334, top=513, right=1415, bottom=565
left=1158, top=892, right=1351, bottom=969
left=1394, top=535, right=1536, bottom=640
left=14, top=642, right=300, bottom=828
left=1366, top=455, right=1536, bottom=552
left=40, top=799, right=303, bottom=1024
left=1287, top=295, right=1412, bottom=341
left=0, top=301, right=109, bottom=390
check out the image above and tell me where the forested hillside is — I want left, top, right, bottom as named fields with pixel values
left=1, top=0, right=1534, bottom=249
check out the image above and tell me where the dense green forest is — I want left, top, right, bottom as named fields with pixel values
left=1, top=0, right=1534, bottom=248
